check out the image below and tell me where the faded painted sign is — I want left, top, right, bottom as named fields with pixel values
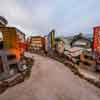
left=3, top=28, right=18, bottom=49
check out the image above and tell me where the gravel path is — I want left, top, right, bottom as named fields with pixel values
left=0, top=53, right=100, bottom=100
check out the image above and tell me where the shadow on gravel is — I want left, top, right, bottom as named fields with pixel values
left=0, top=57, right=34, bottom=95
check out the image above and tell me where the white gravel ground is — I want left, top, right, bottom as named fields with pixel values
left=0, top=53, right=100, bottom=100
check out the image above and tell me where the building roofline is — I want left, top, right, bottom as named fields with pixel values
left=15, top=28, right=25, bottom=36
left=30, top=36, right=43, bottom=38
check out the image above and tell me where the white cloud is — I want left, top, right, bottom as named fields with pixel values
left=31, top=3, right=55, bottom=33
left=0, top=0, right=33, bottom=36
left=0, top=0, right=100, bottom=37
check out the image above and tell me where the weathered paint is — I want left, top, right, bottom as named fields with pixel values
left=30, top=36, right=45, bottom=50
left=47, top=30, right=55, bottom=50
left=51, top=30, right=55, bottom=48
left=0, top=27, right=26, bottom=60
left=93, top=27, right=100, bottom=63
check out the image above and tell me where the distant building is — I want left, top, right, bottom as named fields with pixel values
left=67, top=47, right=83, bottom=57
left=16, top=28, right=25, bottom=43
left=72, top=38, right=91, bottom=48
left=55, top=39, right=65, bottom=54
left=29, top=36, right=45, bottom=50
left=71, top=34, right=91, bottom=49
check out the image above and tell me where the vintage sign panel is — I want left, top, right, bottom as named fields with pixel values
left=97, top=56, right=100, bottom=63
left=47, top=30, right=55, bottom=49
left=51, top=30, right=55, bottom=48
left=93, top=27, right=100, bottom=53
left=47, top=33, right=51, bottom=49
left=3, top=28, right=18, bottom=49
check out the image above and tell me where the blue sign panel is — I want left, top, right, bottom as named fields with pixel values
left=98, top=56, right=100, bottom=62
left=47, top=33, right=51, bottom=49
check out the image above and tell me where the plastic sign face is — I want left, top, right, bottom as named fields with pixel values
left=47, top=33, right=51, bottom=49
left=51, top=30, right=55, bottom=48
left=93, top=27, right=100, bottom=52
left=93, top=27, right=100, bottom=62
left=47, top=30, right=55, bottom=50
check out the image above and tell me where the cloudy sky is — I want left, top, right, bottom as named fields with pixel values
left=0, top=0, right=100, bottom=37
